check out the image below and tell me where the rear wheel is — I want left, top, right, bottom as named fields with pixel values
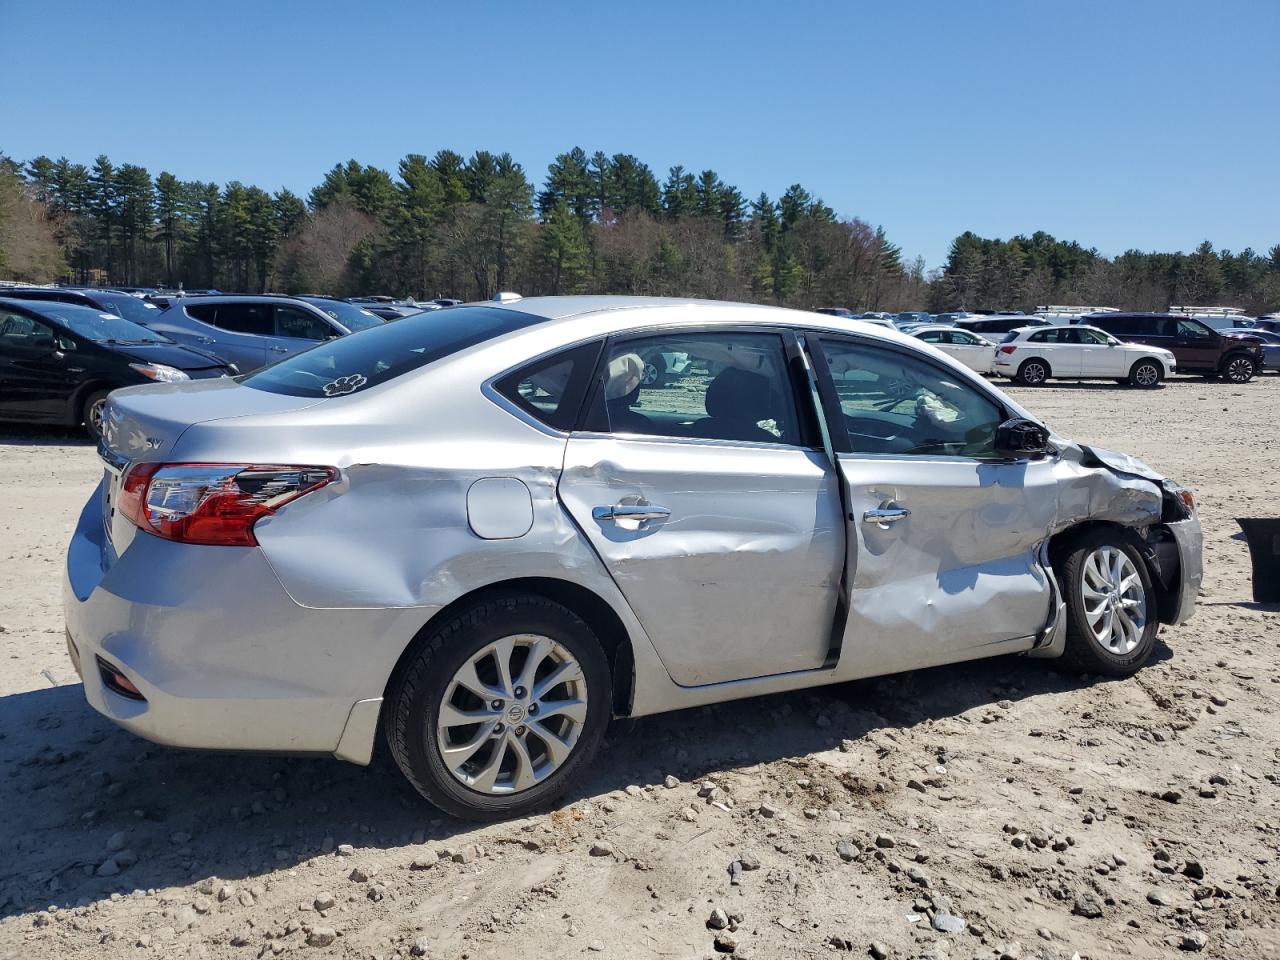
left=1221, top=354, right=1256, bottom=384
left=1058, top=527, right=1157, bottom=676
left=384, top=593, right=612, bottom=820
left=1128, top=359, right=1163, bottom=388
left=1015, top=359, right=1050, bottom=385
left=81, top=389, right=111, bottom=441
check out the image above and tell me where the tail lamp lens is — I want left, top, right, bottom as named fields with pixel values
left=999, top=345, right=1018, bottom=355
left=119, top=463, right=336, bottom=546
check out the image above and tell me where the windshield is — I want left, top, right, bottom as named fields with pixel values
left=243, top=305, right=548, bottom=398
left=37, top=303, right=169, bottom=343
left=92, top=292, right=163, bottom=326
left=300, top=297, right=386, bottom=332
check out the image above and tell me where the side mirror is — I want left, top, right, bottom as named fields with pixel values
left=994, top=418, right=1050, bottom=461
left=30, top=335, right=57, bottom=351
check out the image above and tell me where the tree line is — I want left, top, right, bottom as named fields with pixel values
left=1, top=148, right=1276, bottom=314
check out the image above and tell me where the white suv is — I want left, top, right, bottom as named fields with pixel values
left=994, top=325, right=1176, bottom=387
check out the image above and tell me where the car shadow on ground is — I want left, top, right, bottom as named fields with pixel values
left=0, top=425, right=93, bottom=447
left=0, top=642, right=1171, bottom=918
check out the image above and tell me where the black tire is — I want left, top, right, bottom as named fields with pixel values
left=383, top=593, right=612, bottom=820
left=1127, top=359, right=1163, bottom=389
left=81, top=389, right=112, bottom=441
left=1057, top=527, right=1158, bottom=677
left=1015, top=358, right=1050, bottom=385
left=1220, top=353, right=1256, bottom=384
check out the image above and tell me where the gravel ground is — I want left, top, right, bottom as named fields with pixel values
left=1, top=374, right=1278, bottom=960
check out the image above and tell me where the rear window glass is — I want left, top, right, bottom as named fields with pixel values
left=242, top=305, right=548, bottom=397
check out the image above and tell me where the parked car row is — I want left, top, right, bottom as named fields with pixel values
left=817, top=307, right=1274, bottom=388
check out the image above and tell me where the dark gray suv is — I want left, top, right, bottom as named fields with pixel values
left=146, top=296, right=383, bottom=372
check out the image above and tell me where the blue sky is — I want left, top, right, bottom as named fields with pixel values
left=3, top=0, right=1276, bottom=268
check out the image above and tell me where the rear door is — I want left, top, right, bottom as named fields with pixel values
left=810, top=333, right=1054, bottom=677
left=557, top=328, right=844, bottom=686
left=0, top=310, right=80, bottom=419
left=1029, top=328, right=1082, bottom=375
left=190, top=303, right=271, bottom=371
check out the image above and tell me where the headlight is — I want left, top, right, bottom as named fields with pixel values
left=129, top=363, right=190, bottom=383
left=1164, top=480, right=1195, bottom=515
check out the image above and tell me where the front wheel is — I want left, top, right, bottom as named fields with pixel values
left=1128, top=359, right=1163, bottom=388
left=384, top=593, right=612, bottom=820
left=1058, top=528, right=1157, bottom=676
left=1221, top=354, right=1256, bottom=384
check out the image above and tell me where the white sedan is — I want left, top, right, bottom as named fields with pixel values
left=994, top=325, right=1176, bottom=387
left=912, top=325, right=998, bottom=374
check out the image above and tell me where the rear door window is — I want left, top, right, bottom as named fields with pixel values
left=210, top=303, right=273, bottom=336
left=591, top=332, right=804, bottom=446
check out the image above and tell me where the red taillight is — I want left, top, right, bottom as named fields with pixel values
left=999, top=345, right=1018, bottom=354
left=119, top=463, right=336, bottom=546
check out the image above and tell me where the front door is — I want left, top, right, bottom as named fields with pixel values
left=0, top=311, right=79, bottom=419
left=1171, top=318, right=1221, bottom=371
left=1076, top=327, right=1129, bottom=376
left=812, top=334, right=1055, bottom=677
left=558, top=329, right=844, bottom=686
left=261, top=305, right=338, bottom=363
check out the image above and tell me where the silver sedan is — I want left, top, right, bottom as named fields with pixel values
left=65, top=297, right=1203, bottom=819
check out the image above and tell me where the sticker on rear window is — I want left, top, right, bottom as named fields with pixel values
left=323, top=374, right=367, bottom=396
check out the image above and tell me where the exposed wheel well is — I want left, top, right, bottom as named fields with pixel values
left=382, top=578, right=636, bottom=718
left=1046, top=520, right=1178, bottom=624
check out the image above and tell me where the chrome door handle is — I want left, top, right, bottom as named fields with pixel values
left=197, top=336, right=216, bottom=344
left=863, top=505, right=910, bottom=526
left=593, top=504, right=671, bottom=523
left=269, top=346, right=290, bottom=353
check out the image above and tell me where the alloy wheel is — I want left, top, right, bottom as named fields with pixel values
left=88, top=398, right=108, bottom=436
left=1134, top=363, right=1159, bottom=387
left=435, top=634, right=587, bottom=795
left=1226, top=357, right=1253, bottom=383
left=1080, top=546, right=1147, bottom=655
left=1021, top=362, right=1047, bottom=384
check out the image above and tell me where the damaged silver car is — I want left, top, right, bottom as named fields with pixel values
left=64, top=297, right=1203, bottom=819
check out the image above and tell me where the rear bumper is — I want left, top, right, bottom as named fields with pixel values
left=63, top=481, right=421, bottom=762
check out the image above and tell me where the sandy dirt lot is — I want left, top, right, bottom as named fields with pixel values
left=1, top=375, right=1278, bottom=960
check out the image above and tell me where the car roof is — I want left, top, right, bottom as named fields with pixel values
left=0, top=296, right=110, bottom=319
left=167, top=294, right=317, bottom=307
left=472, top=296, right=935, bottom=350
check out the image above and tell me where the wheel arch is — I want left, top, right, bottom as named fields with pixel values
left=1017, top=356, right=1051, bottom=379
left=66, top=379, right=122, bottom=426
left=381, top=577, right=636, bottom=718
left=1046, top=519, right=1180, bottom=625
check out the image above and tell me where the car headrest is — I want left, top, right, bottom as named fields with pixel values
left=704, top=367, right=771, bottom=421
left=604, top=352, right=644, bottom=400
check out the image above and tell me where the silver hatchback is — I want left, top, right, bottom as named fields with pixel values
left=64, top=297, right=1203, bottom=819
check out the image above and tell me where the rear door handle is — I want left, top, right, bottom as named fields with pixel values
left=269, top=346, right=290, bottom=353
left=863, top=505, right=910, bottom=526
left=593, top=504, right=671, bottom=523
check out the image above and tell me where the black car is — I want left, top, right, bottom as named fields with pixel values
left=2, top=286, right=168, bottom=329
left=0, top=298, right=234, bottom=439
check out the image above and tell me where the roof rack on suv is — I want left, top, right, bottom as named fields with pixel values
left=1168, top=305, right=1247, bottom=317
left=1035, top=305, right=1118, bottom=315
